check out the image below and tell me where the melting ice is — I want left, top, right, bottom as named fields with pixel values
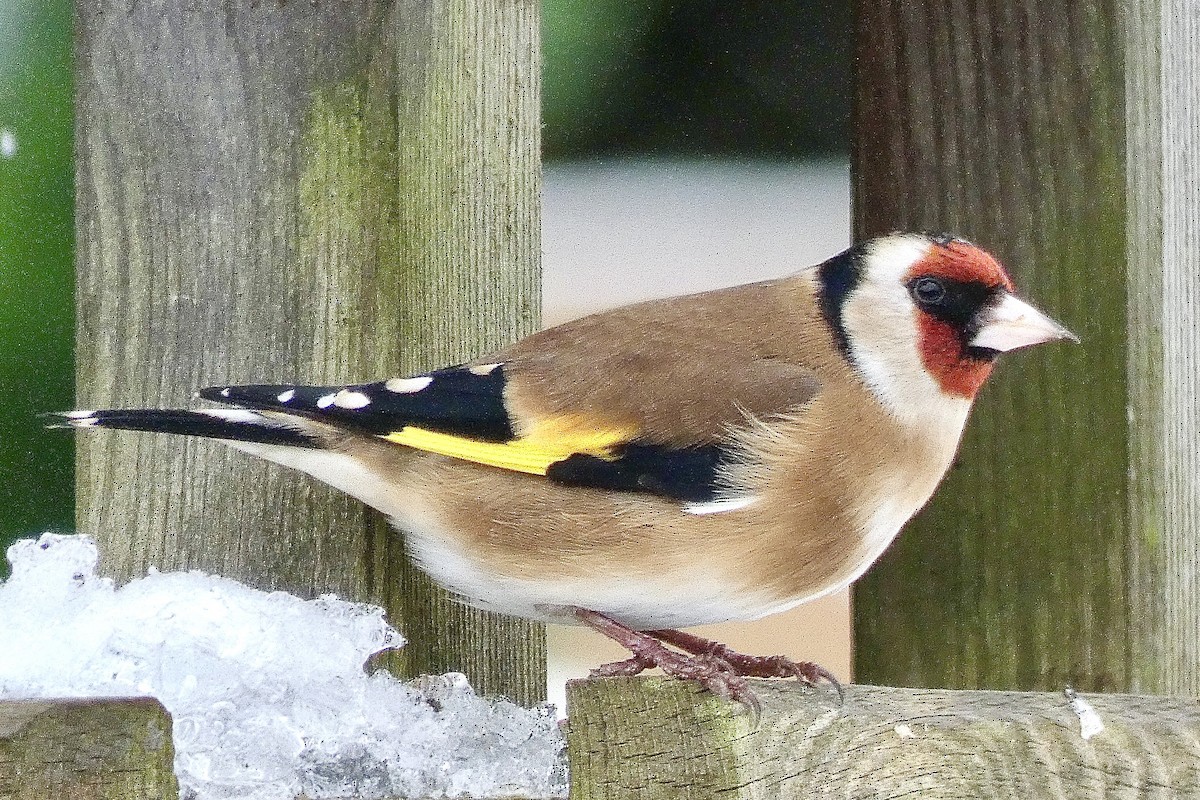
left=0, top=533, right=567, bottom=799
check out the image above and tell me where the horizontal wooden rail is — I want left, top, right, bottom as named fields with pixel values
left=7, top=681, right=1200, bottom=799
left=565, top=678, right=1200, bottom=799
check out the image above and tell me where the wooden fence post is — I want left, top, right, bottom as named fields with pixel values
left=851, top=1, right=1199, bottom=695
left=73, top=2, right=544, bottom=704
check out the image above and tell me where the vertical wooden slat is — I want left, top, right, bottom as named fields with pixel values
left=852, top=1, right=1154, bottom=692
left=74, top=1, right=544, bottom=704
left=1126, top=0, right=1200, bottom=696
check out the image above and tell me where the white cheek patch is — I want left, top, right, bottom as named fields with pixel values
left=839, top=236, right=972, bottom=436
left=841, top=294, right=928, bottom=410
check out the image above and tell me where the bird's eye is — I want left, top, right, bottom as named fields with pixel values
left=912, top=277, right=946, bottom=305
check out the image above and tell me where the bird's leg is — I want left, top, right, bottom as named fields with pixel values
left=646, top=627, right=842, bottom=694
left=572, top=608, right=759, bottom=712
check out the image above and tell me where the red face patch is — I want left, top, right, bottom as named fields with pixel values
left=915, top=316, right=994, bottom=398
left=907, top=239, right=1013, bottom=399
left=912, top=239, right=1015, bottom=291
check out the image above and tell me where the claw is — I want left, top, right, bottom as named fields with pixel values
left=646, top=627, right=842, bottom=696
left=576, top=608, right=838, bottom=716
left=730, top=684, right=762, bottom=724
left=590, top=656, right=653, bottom=677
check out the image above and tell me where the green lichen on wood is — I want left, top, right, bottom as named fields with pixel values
left=291, top=6, right=545, bottom=703
left=296, top=79, right=405, bottom=378
left=0, top=699, right=177, bottom=800
left=566, top=677, right=749, bottom=800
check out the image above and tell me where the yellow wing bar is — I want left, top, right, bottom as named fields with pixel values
left=382, top=415, right=638, bottom=475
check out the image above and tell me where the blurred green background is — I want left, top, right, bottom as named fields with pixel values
left=0, top=0, right=75, bottom=564
left=0, top=1, right=850, bottom=563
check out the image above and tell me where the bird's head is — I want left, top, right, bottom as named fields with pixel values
left=817, top=232, right=1076, bottom=425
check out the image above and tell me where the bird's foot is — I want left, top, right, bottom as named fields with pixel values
left=573, top=609, right=758, bottom=710
left=646, top=627, right=842, bottom=696
left=575, top=608, right=759, bottom=712
left=574, top=609, right=842, bottom=710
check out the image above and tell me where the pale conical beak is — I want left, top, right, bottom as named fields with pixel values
left=970, top=293, right=1079, bottom=352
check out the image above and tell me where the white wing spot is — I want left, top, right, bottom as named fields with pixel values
left=63, top=410, right=97, bottom=419
left=276, top=389, right=296, bottom=403
left=316, top=393, right=336, bottom=409
left=334, top=390, right=371, bottom=409
left=683, top=496, right=760, bottom=516
left=219, top=388, right=231, bottom=398
left=385, top=376, right=433, bottom=394
left=468, top=363, right=501, bottom=376
left=70, top=417, right=100, bottom=428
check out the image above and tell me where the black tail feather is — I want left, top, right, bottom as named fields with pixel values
left=46, top=409, right=321, bottom=449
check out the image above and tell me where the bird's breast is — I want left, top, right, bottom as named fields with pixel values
left=669, top=382, right=968, bottom=617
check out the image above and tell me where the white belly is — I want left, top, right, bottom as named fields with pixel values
left=396, top=497, right=915, bottom=630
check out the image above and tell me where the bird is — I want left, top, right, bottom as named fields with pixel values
left=56, top=232, right=1076, bottom=710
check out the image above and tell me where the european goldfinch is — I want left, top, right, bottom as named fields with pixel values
left=58, top=232, right=1076, bottom=707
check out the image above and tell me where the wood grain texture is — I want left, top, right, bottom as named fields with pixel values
left=851, top=1, right=1143, bottom=692
left=566, top=679, right=1200, bottom=799
left=0, top=699, right=177, bottom=800
left=74, top=1, right=544, bottom=704
left=1126, top=0, right=1200, bottom=697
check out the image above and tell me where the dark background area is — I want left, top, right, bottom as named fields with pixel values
left=0, top=1, right=852, bottom=561
left=543, top=0, right=852, bottom=159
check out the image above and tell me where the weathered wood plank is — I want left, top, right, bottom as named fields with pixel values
left=566, top=679, right=1200, bottom=799
left=1125, top=0, right=1200, bottom=697
left=850, top=0, right=1200, bottom=695
left=74, top=3, right=544, bottom=703
left=0, top=699, right=176, bottom=800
